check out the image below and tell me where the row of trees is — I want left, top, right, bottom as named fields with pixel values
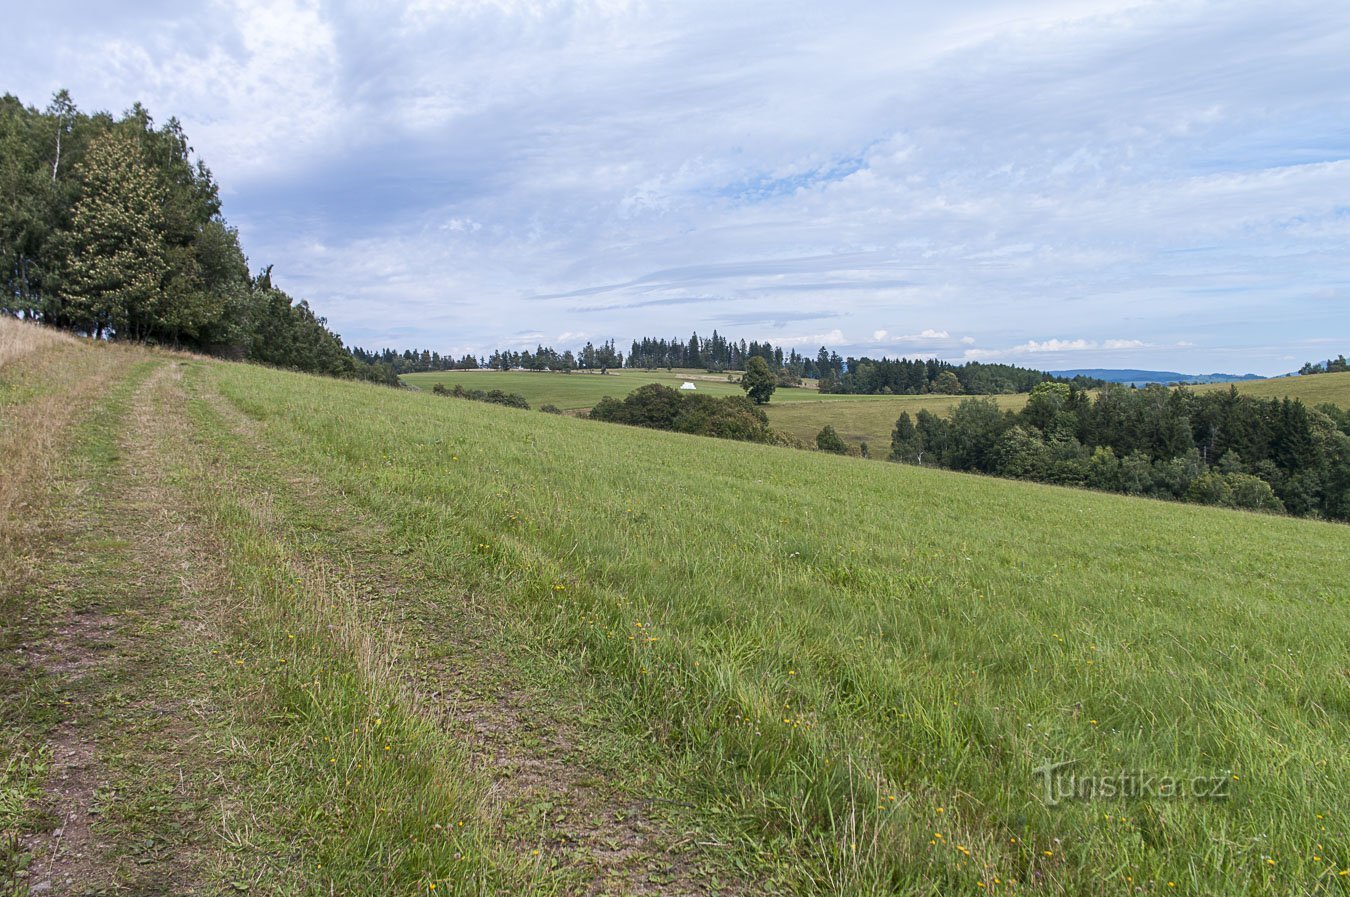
left=352, top=346, right=481, bottom=374
left=887, top=383, right=1350, bottom=520
left=356, top=341, right=627, bottom=374
left=1, top=91, right=387, bottom=381
left=626, top=332, right=801, bottom=371
left=822, top=357, right=1103, bottom=395
left=1299, top=354, right=1348, bottom=375
left=482, top=341, right=623, bottom=372
left=622, top=333, right=1100, bottom=396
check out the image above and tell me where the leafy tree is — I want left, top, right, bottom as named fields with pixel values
left=932, top=369, right=963, bottom=394
left=741, top=355, right=777, bottom=404
left=56, top=131, right=170, bottom=339
left=1227, top=474, right=1284, bottom=512
left=816, top=425, right=848, bottom=454
left=946, top=398, right=1012, bottom=472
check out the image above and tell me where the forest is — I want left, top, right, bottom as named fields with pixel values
left=0, top=90, right=391, bottom=382
left=888, top=382, right=1350, bottom=520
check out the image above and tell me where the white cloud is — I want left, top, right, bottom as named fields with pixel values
left=10, top=0, right=1349, bottom=374
left=772, top=329, right=848, bottom=348
left=964, top=337, right=1149, bottom=360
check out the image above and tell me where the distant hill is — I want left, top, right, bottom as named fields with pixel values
left=1050, top=368, right=1266, bottom=387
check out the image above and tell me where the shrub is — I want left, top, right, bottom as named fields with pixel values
left=816, top=425, right=848, bottom=454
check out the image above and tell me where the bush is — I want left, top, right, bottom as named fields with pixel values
left=431, top=383, right=529, bottom=410
left=540, top=404, right=562, bottom=414
left=1226, top=473, right=1284, bottom=513
left=816, top=425, right=848, bottom=454
left=589, top=384, right=772, bottom=443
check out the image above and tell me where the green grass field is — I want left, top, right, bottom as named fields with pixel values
left=765, top=394, right=1031, bottom=450
left=402, top=368, right=895, bottom=411
left=1191, top=371, right=1350, bottom=407
left=4, top=322, right=1347, bottom=895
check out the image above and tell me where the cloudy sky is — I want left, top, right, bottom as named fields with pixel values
left=8, top=0, right=1349, bottom=373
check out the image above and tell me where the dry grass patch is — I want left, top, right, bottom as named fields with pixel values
left=0, top=318, right=77, bottom=370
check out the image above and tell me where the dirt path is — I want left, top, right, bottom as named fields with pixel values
left=12, top=360, right=226, bottom=895
left=6, top=351, right=745, bottom=895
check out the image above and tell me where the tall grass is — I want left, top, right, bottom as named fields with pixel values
left=196, top=359, right=1348, bottom=895
left=0, top=317, right=76, bottom=370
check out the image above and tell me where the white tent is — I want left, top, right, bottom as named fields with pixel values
left=680, top=381, right=697, bottom=390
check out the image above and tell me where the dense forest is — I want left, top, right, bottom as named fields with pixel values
left=351, top=340, right=624, bottom=374
left=623, top=332, right=1102, bottom=394
left=0, top=90, right=390, bottom=382
left=887, top=383, right=1350, bottom=520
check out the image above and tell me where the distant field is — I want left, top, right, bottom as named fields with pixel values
left=767, top=393, right=1031, bottom=449
left=1190, top=370, right=1350, bottom=407
left=402, top=367, right=881, bottom=409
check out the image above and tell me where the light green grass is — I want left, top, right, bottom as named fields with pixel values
left=206, top=359, right=1347, bottom=895
left=402, top=368, right=884, bottom=410
left=1190, top=371, right=1350, bottom=407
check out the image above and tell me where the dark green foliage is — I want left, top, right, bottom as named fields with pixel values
left=889, top=412, right=921, bottom=463
left=815, top=425, right=848, bottom=454
left=901, top=381, right=1346, bottom=520
left=539, top=404, right=562, bottom=414
left=932, top=370, right=962, bottom=394
left=433, top=382, right=530, bottom=409
left=740, top=356, right=777, bottom=405
left=589, top=383, right=772, bottom=443
left=1299, top=353, right=1348, bottom=374
left=1, top=90, right=384, bottom=382
left=824, top=356, right=1102, bottom=396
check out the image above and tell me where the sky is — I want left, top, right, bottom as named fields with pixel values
left=6, top=0, right=1350, bottom=375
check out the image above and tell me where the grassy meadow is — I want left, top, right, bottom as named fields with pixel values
left=3, top=324, right=1347, bottom=895
left=765, top=394, right=1031, bottom=450
left=1191, top=370, right=1350, bottom=406
left=401, top=367, right=899, bottom=411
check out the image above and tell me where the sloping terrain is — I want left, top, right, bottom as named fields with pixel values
left=1191, top=370, right=1350, bottom=407
left=2, top=320, right=1346, bottom=895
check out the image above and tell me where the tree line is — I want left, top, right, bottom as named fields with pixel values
left=1, top=90, right=389, bottom=382
left=822, top=357, right=1103, bottom=395
left=884, top=383, right=1350, bottom=520
left=1299, top=354, right=1348, bottom=375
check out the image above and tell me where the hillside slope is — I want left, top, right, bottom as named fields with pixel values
left=1190, top=370, right=1350, bottom=406
left=2, top=321, right=1346, bottom=896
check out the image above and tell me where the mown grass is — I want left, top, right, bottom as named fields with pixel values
left=765, top=394, right=1031, bottom=451
left=1190, top=371, right=1350, bottom=407
left=203, top=359, right=1348, bottom=895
